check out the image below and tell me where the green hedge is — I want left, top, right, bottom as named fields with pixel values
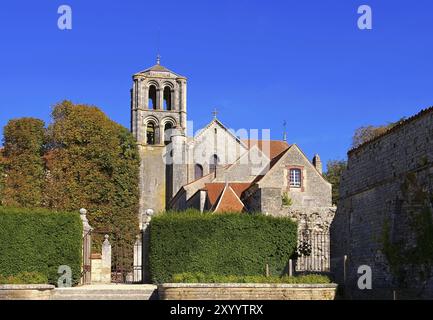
left=149, top=211, right=298, bottom=283
left=172, top=272, right=331, bottom=284
left=0, top=272, right=48, bottom=284
left=0, top=207, right=82, bottom=285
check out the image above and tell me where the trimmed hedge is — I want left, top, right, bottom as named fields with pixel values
left=0, top=207, right=82, bottom=285
left=0, top=272, right=48, bottom=284
left=172, top=272, right=331, bottom=284
left=149, top=211, right=298, bottom=283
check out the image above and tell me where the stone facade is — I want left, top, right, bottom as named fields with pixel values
left=331, top=107, right=433, bottom=299
left=243, top=145, right=332, bottom=214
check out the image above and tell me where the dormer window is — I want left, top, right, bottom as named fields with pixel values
left=289, top=168, right=302, bottom=188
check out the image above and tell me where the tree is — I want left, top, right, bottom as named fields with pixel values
left=324, top=160, right=347, bottom=206
left=1, top=118, right=45, bottom=207
left=44, top=101, right=140, bottom=265
left=352, top=118, right=406, bottom=149
left=0, top=148, right=5, bottom=204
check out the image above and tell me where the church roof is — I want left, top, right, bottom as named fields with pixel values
left=192, top=118, right=248, bottom=149
left=205, top=182, right=252, bottom=208
left=212, top=184, right=246, bottom=213
left=134, top=63, right=186, bottom=79
left=241, top=139, right=290, bottom=160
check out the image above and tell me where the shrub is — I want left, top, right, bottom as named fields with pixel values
left=281, top=192, right=292, bottom=206
left=171, top=272, right=331, bottom=284
left=149, top=211, right=298, bottom=283
left=0, top=272, right=48, bottom=284
left=0, top=207, right=82, bottom=285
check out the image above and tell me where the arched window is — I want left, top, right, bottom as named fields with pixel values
left=194, top=164, right=203, bottom=180
left=148, top=85, right=157, bottom=110
left=209, top=154, right=219, bottom=174
left=163, top=87, right=172, bottom=110
left=164, top=122, right=173, bottom=145
left=146, top=122, right=156, bottom=145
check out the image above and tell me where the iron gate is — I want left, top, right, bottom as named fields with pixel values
left=295, top=230, right=330, bottom=273
left=82, top=230, right=142, bottom=284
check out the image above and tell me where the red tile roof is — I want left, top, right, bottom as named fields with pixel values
left=213, top=185, right=245, bottom=213
left=205, top=182, right=252, bottom=207
left=241, top=139, right=290, bottom=160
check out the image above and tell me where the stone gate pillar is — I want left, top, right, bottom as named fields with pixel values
left=80, top=208, right=93, bottom=285
left=133, top=235, right=142, bottom=283
left=141, top=209, right=154, bottom=283
left=101, top=235, right=112, bottom=283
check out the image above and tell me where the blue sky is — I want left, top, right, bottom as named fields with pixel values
left=1, top=1, right=433, bottom=168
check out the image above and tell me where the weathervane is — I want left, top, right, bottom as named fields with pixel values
left=156, top=28, right=161, bottom=65
left=212, top=108, right=218, bottom=119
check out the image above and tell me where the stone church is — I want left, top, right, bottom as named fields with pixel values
left=130, top=59, right=334, bottom=231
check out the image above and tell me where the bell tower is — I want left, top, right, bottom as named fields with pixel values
left=131, top=57, right=188, bottom=214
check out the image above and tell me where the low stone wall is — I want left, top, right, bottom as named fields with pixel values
left=158, top=283, right=338, bottom=300
left=0, top=284, right=55, bottom=300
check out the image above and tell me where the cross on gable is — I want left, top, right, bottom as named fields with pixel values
left=212, top=108, right=218, bottom=119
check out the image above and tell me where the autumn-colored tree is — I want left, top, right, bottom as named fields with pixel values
left=324, top=160, right=347, bottom=206
left=45, top=101, right=140, bottom=264
left=0, top=148, right=5, bottom=204
left=1, top=118, right=45, bottom=207
left=352, top=118, right=406, bottom=149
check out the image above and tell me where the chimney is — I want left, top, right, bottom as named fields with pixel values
left=312, top=154, right=322, bottom=174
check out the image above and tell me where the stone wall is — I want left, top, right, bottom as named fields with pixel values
left=331, top=108, right=433, bottom=299
left=0, top=285, right=55, bottom=300
left=138, top=145, right=166, bottom=214
left=158, top=283, right=337, bottom=300
left=276, top=206, right=336, bottom=233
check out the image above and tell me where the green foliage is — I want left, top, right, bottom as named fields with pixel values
left=281, top=192, right=292, bottom=206
left=172, top=272, right=331, bottom=284
left=0, top=272, right=48, bottom=284
left=323, top=160, right=347, bottom=206
left=44, top=101, right=140, bottom=265
left=0, top=150, right=5, bottom=204
left=0, top=207, right=82, bottom=285
left=1, top=118, right=45, bottom=207
left=149, top=211, right=298, bottom=284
